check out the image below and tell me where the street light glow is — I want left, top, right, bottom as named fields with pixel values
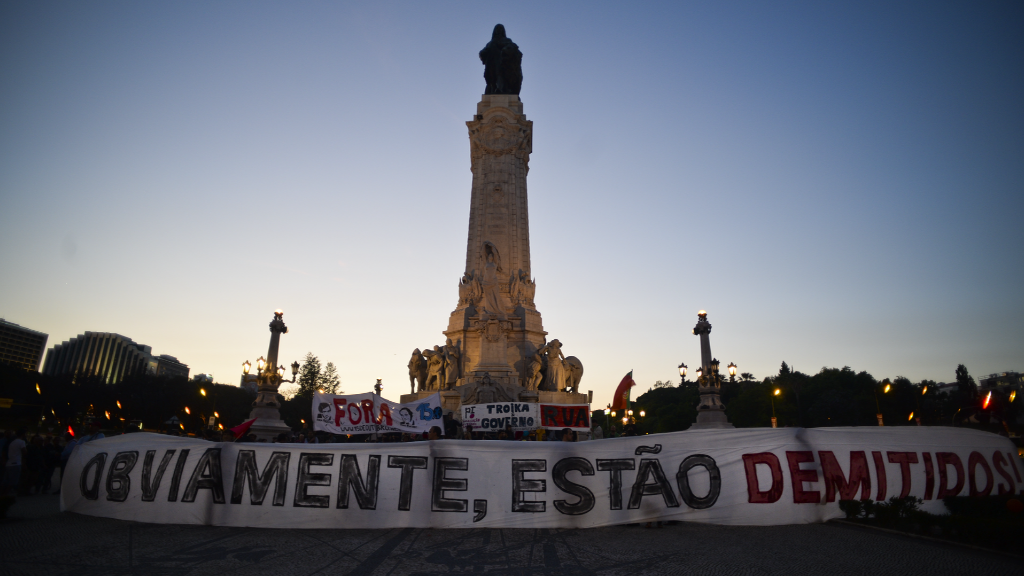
left=214, top=411, right=219, bottom=418
left=185, top=407, right=191, bottom=415
left=921, top=385, right=928, bottom=395
left=243, top=360, right=251, bottom=375
left=35, top=383, right=41, bottom=394
left=1011, top=390, right=1017, bottom=402
left=883, top=384, right=891, bottom=393
left=908, top=411, right=914, bottom=421
left=983, top=391, right=992, bottom=409
left=774, top=388, right=781, bottom=396
left=200, top=388, right=206, bottom=396
left=116, top=400, right=122, bottom=409
left=639, top=410, right=645, bottom=417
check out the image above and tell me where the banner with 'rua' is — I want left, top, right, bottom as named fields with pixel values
left=61, top=427, right=1022, bottom=529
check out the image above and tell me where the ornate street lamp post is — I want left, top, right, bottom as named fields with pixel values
left=688, top=311, right=735, bottom=429
left=874, top=379, right=891, bottom=426
left=243, top=310, right=300, bottom=440
left=771, top=388, right=781, bottom=428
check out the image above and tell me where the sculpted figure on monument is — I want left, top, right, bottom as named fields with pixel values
left=479, top=244, right=510, bottom=320
left=525, top=352, right=544, bottom=390
left=477, top=373, right=496, bottom=403
left=444, top=337, right=461, bottom=388
left=408, top=348, right=427, bottom=393
left=458, top=271, right=483, bottom=307
left=424, top=346, right=446, bottom=391
left=522, top=271, right=536, bottom=302
left=564, top=356, right=584, bottom=393
left=508, top=269, right=536, bottom=306
left=480, top=24, right=523, bottom=96
left=509, top=270, right=521, bottom=304
left=538, top=339, right=568, bottom=391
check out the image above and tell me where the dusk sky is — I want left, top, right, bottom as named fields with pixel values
left=1, top=2, right=1021, bottom=405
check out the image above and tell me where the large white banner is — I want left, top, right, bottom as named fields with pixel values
left=312, top=392, right=443, bottom=436
left=61, top=427, right=1022, bottom=529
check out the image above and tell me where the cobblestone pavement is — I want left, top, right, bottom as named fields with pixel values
left=1, top=495, right=1019, bottom=576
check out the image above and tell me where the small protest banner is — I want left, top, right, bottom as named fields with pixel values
left=312, top=392, right=443, bottom=436
left=538, top=404, right=590, bottom=430
left=461, top=402, right=538, bottom=432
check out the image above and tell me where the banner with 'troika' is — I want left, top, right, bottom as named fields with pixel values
left=461, top=402, right=591, bottom=432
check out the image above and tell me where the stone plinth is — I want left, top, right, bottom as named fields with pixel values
left=249, top=417, right=292, bottom=440
left=399, top=391, right=436, bottom=404
left=537, top=390, right=589, bottom=405
left=248, top=400, right=292, bottom=440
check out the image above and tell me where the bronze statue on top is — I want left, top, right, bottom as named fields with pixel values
left=480, top=24, right=522, bottom=95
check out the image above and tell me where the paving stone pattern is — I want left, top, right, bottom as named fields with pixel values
left=1, top=495, right=1019, bottom=576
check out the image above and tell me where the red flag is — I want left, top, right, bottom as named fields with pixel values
left=230, top=418, right=258, bottom=439
left=611, top=371, right=635, bottom=410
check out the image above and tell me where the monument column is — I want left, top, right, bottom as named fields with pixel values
left=445, top=93, right=547, bottom=389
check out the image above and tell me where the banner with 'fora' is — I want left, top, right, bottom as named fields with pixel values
left=61, top=427, right=1022, bottom=529
left=312, top=392, right=443, bottom=435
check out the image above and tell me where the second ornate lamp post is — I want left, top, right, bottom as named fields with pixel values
left=243, top=310, right=300, bottom=440
left=688, top=310, right=735, bottom=429
left=874, top=379, right=891, bottom=426
left=771, top=388, right=781, bottom=428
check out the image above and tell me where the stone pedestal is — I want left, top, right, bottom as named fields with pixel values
left=247, top=386, right=292, bottom=440
left=537, top=390, right=590, bottom=404
left=441, top=391, right=462, bottom=414
left=399, top=391, right=437, bottom=404
left=249, top=417, right=293, bottom=440
left=689, top=389, right=734, bottom=429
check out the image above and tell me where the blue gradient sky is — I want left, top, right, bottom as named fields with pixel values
left=1, top=2, right=1021, bottom=404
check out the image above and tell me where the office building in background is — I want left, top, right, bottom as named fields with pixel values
left=0, top=319, right=49, bottom=371
left=42, top=331, right=189, bottom=383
